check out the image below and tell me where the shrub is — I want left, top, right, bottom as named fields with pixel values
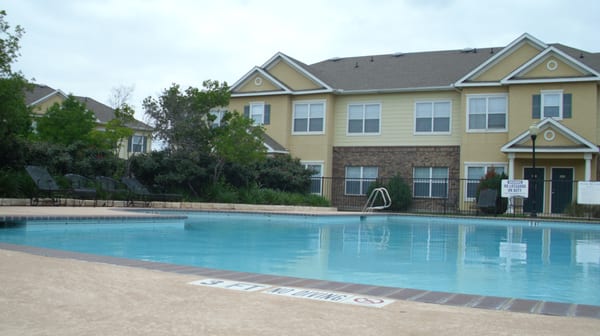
left=367, top=174, right=412, bottom=212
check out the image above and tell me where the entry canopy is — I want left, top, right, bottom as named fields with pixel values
left=501, top=118, right=599, bottom=154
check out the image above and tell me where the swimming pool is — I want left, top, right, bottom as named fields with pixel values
left=1, top=212, right=599, bottom=306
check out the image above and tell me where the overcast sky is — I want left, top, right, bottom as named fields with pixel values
left=4, top=0, right=599, bottom=122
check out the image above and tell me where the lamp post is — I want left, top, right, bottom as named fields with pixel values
left=529, top=124, right=539, bottom=217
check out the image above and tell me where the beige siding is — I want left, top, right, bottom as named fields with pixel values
left=268, top=61, right=321, bottom=91
left=333, top=92, right=462, bottom=146
left=523, top=57, right=585, bottom=78
left=31, top=94, right=64, bottom=115
left=474, top=42, right=540, bottom=82
left=507, top=83, right=598, bottom=142
left=236, top=74, right=281, bottom=93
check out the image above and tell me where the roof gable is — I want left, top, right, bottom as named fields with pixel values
left=501, top=118, right=599, bottom=153
left=231, top=53, right=332, bottom=97
left=230, top=66, right=292, bottom=96
left=501, top=47, right=600, bottom=84
left=455, top=33, right=547, bottom=86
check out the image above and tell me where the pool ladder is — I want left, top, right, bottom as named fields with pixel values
left=362, top=187, right=392, bottom=213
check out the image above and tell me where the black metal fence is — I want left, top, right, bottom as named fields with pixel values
left=312, top=177, right=599, bottom=219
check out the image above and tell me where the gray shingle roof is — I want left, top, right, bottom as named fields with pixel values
left=24, top=84, right=59, bottom=105
left=304, top=44, right=600, bottom=91
left=308, top=48, right=500, bottom=91
left=26, top=84, right=152, bottom=131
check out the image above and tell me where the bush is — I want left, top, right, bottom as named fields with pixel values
left=565, top=202, right=600, bottom=218
left=0, top=169, right=35, bottom=198
left=367, top=174, right=412, bottom=212
left=476, top=170, right=508, bottom=214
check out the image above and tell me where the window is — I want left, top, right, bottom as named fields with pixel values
left=129, top=135, right=147, bottom=153
left=293, top=101, right=325, bottom=134
left=467, top=94, right=507, bottom=131
left=415, top=101, right=451, bottom=133
left=348, top=103, right=380, bottom=134
left=542, top=91, right=562, bottom=118
left=465, top=164, right=506, bottom=199
left=413, top=167, right=448, bottom=198
left=243, top=103, right=270, bottom=125
left=345, top=166, right=378, bottom=195
left=209, top=108, right=227, bottom=127
left=532, top=91, right=571, bottom=119
left=303, top=163, right=323, bottom=194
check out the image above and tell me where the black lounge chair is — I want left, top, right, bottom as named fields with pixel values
left=121, top=176, right=182, bottom=207
left=95, top=176, right=128, bottom=205
left=64, top=173, right=97, bottom=206
left=477, top=189, right=498, bottom=215
left=25, top=165, right=66, bottom=206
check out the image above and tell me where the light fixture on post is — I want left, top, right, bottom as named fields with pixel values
left=529, top=124, right=539, bottom=217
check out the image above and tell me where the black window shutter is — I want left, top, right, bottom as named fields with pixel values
left=127, top=136, right=132, bottom=153
left=243, top=105, right=250, bottom=118
left=563, top=94, right=572, bottom=118
left=532, top=94, right=541, bottom=119
left=264, top=104, right=271, bottom=125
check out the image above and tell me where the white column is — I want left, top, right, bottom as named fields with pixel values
left=508, top=153, right=515, bottom=179
left=584, top=153, right=592, bottom=181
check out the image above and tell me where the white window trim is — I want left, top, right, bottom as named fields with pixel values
left=346, top=102, right=382, bottom=136
left=249, top=102, right=265, bottom=125
left=130, top=135, right=147, bottom=153
left=541, top=89, right=564, bottom=120
left=464, top=162, right=508, bottom=201
left=209, top=108, right=228, bottom=127
left=344, top=166, right=378, bottom=196
left=466, top=93, right=508, bottom=133
left=302, top=161, right=324, bottom=195
left=413, top=100, right=452, bottom=135
left=292, top=100, right=326, bottom=135
left=412, top=167, right=449, bottom=199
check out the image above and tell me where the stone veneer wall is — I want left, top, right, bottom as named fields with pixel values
left=331, top=146, right=461, bottom=211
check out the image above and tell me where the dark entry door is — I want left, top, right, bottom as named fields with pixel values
left=524, top=168, right=544, bottom=214
left=551, top=168, right=573, bottom=214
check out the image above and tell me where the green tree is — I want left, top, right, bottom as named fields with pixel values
left=0, top=10, right=31, bottom=168
left=36, top=95, right=96, bottom=145
left=210, top=111, right=266, bottom=184
left=143, top=80, right=229, bottom=153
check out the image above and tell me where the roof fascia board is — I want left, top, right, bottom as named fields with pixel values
left=500, top=46, right=600, bottom=83
left=336, top=85, right=456, bottom=95
left=452, top=82, right=503, bottom=88
left=230, top=66, right=292, bottom=94
left=264, top=52, right=333, bottom=90
left=502, top=77, right=600, bottom=84
left=231, top=88, right=333, bottom=98
left=501, top=118, right=599, bottom=152
left=28, top=89, right=68, bottom=106
left=455, top=33, right=547, bottom=86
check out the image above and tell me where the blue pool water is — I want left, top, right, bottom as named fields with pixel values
left=1, top=212, right=600, bottom=306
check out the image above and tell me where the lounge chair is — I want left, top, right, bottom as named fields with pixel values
left=95, top=176, right=128, bottom=205
left=121, top=176, right=182, bottom=207
left=25, top=165, right=66, bottom=206
left=477, top=189, right=498, bottom=215
left=64, top=173, right=97, bottom=206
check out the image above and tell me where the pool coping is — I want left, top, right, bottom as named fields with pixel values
left=1, top=206, right=599, bottom=319
left=1, top=241, right=599, bottom=319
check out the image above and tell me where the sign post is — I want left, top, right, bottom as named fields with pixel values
left=501, top=179, right=529, bottom=214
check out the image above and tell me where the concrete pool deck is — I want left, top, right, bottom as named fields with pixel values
left=1, top=206, right=600, bottom=335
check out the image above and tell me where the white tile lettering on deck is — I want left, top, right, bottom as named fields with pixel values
left=189, top=279, right=394, bottom=308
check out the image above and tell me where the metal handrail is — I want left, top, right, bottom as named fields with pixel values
left=362, top=187, right=392, bottom=212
